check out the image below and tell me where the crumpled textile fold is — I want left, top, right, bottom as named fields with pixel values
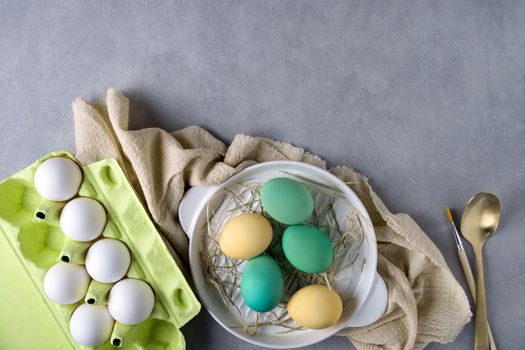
left=73, top=89, right=470, bottom=350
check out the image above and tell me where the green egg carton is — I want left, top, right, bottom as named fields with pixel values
left=0, top=151, right=200, bottom=350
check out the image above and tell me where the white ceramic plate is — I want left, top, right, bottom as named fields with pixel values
left=179, top=161, right=387, bottom=348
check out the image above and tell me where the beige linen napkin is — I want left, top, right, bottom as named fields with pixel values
left=73, top=89, right=471, bottom=350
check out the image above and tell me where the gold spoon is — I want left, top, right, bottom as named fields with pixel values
left=461, top=193, right=501, bottom=350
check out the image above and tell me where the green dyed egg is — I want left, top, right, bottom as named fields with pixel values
left=282, top=225, right=333, bottom=273
left=260, top=178, right=313, bottom=225
left=240, top=255, right=284, bottom=312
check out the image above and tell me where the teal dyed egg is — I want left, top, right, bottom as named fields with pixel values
left=282, top=225, right=333, bottom=273
left=260, top=178, right=313, bottom=225
left=240, top=255, right=284, bottom=312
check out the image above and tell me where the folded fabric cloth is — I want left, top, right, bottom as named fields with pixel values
left=73, top=89, right=471, bottom=350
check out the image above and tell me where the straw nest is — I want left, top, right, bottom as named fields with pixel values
left=201, top=171, right=369, bottom=335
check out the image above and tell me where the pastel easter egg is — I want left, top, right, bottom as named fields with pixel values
left=282, top=224, right=333, bottom=273
left=240, top=255, right=283, bottom=312
left=287, top=284, right=343, bottom=329
left=260, top=178, right=313, bottom=225
left=219, top=213, right=273, bottom=260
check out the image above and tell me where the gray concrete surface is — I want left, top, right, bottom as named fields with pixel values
left=1, top=1, right=524, bottom=349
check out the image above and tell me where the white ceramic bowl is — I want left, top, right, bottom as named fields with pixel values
left=179, top=161, right=387, bottom=348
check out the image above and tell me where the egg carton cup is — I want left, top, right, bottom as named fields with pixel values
left=0, top=151, right=200, bottom=350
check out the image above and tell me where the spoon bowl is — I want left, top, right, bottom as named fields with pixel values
left=461, top=193, right=501, bottom=243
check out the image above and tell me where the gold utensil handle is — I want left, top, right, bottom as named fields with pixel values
left=458, top=251, right=497, bottom=350
left=474, top=245, right=490, bottom=350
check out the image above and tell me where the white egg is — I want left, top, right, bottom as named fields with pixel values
left=69, top=304, right=114, bottom=347
left=34, top=157, right=83, bottom=201
left=44, top=262, right=90, bottom=304
left=108, top=279, right=155, bottom=325
left=86, top=238, right=131, bottom=283
left=60, top=197, right=107, bottom=242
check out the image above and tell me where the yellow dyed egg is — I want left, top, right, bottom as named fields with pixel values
left=219, top=213, right=273, bottom=260
left=287, top=285, right=343, bottom=329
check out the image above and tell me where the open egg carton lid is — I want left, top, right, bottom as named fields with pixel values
left=0, top=151, right=200, bottom=350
